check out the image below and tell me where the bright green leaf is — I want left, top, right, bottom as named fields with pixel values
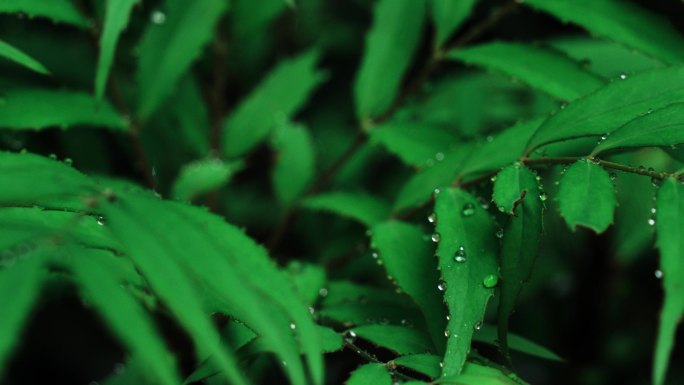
left=473, top=325, right=562, bottom=362
left=438, top=363, right=528, bottom=385
left=302, top=191, right=391, bottom=226
left=350, top=324, right=434, bottom=355
left=393, top=354, right=442, bottom=379
left=0, top=0, right=89, bottom=28
left=369, top=122, right=458, bottom=167
left=0, top=39, right=49, bottom=75
left=430, top=0, right=478, bottom=48
left=272, top=123, right=315, bottom=205
left=346, top=363, right=391, bottom=385
left=557, top=160, right=616, bottom=233
left=171, top=158, right=243, bottom=202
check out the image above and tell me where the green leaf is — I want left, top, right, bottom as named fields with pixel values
left=526, top=66, right=684, bottom=151
left=393, top=354, right=442, bottom=379
left=524, top=0, right=684, bottom=64
left=447, top=42, right=604, bottom=101
left=272, top=123, right=315, bottom=205
left=438, top=363, right=528, bottom=385
left=430, top=0, right=478, bottom=47
left=473, top=325, right=562, bottom=362
left=0, top=0, right=89, bottom=28
left=557, top=160, right=616, bottom=233
left=346, top=363, right=392, bottom=385
left=653, top=178, right=684, bottom=385
left=0, top=254, right=46, bottom=377
left=369, top=122, right=458, bottom=167
left=302, top=191, right=391, bottom=226
left=593, top=103, right=684, bottom=155
left=137, top=0, right=228, bottom=120
left=163, top=75, right=211, bottom=156
left=316, top=325, right=344, bottom=353
left=95, top=0, right=139, bottom=100
left=70, top=247, right=181, bottom=385
left=0, top=39, right=49, bottom=75
left=354, top=0, right=425, bottom=119
left=222, top=50, right=326, bottom=157
left=492, top=165, right=543, bottom=362
left=286, top=261, right=326, bottom=305
left=171, top=158, right=243, bottom=202
left=0, top=88, right=127, bottom=131
left=434, top=188, right=499, bottom=376
left=370, top=221, right=446, bottom=349
left=350, top=324, right=434, bottom=355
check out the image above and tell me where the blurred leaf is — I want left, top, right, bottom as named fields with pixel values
left=434, top=188, right=498, bottom=376
left=163, top=75, right=212, bottom=156
left=346, top=363, right=391, bottom=385
left=70, top=247, right=181, bottom=385
left=316, top=325, right=344, bottom=353
left=354, top=0, right=425, bottom=119
left=0, top=39, right=49, bottom=75
left=231, top=0, right=287, bottom=36
left=524, top=0, right=684, bottom=64
left=393, top=354, right=442, bottom=379
left=350, top=324, right=434, bottom=355
left=95, top=0, right=139, bottom=100
left=593, top=103, right=684, bottom=155
left=653, top=178, right=684, bottom=385
left=272, top=123, right=315, bottom=205
left=171, top=158, right=243, bottom=202
left=430, top=0, right=478, bottom=47
left=370, top=221, right=446, bottom=348
left=0, top=88, right=127, bottom=131
left=369, top=122, right=458, bottom=167
left=439, top=363, right=527, bottom=384
left=473, top=325, right=562, bottom=362
left=286, top=261, right=326, bottom=305
left=0, top=0, right=89, bottom=28
left=448, top=42, right=604, bottom=100
left=322, top=280, right=411, bottom=307
left=557, top=160, right=616, bottom=233
left=527, top=66, right=684, bottom=151
left=222, top=50, right=326, bottom=157
left=492, top=165, right=543, bottom=361
left=302, top=191, right=391, bottom=226
left=137, top=0, right=228, bottom=120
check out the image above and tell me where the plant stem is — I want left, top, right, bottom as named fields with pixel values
left=522, top=156, right=674, bottom=180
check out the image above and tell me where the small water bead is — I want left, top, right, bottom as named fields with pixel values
left=495, top=228, right=504, bottom=239
left=427, top=213, right=437, bottom=224
left=446, top=314, right=451, bottom=321
left=539, top=193, right=548, bottom=202
left=486, top=135, right=494, bottom=143
left=619, top=73, right=628, bottom=80
left=651, top=208, right=657, bottom=214
left=289, top=323, right=296, bottom=330
left=318, top=287, right=329, bottom=297
left=97, top=216, right=106, bottom=226
left=655, top=270, right=664, bottom=279
left=435, top=152, right=445, bottom=161
left=454, top=246, right=467, bottom=263
left=150, top=10, right=166, bottom=24
left=461, top=203, right=476, bottom=217
left=371, top=252, right=379, bottom=259
left=431, top=233, right=441, bottom=243
left=437, top=281, right=447, bottom=291
left=444, top=329, right=450, bottom=337
left=483, top=274, right=499, bottom=288
left=610, top=172, right=617, bottom=181
left=439, top=362, right=444, bottom=368
left=308, top=306, right=315, bottom=315
left=473, top=321, right=483, bottom=331
left=648, top=218, right=656, bottom=226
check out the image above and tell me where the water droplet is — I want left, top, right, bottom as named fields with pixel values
left=150, top=10, right=166, bottom=24
left=437, top=281, right=447, bottom=291
left=431, top=233, right=441, bottom=243
left=483, top=274, right=499, bottom=288
left=439, top=361, right=444, bottom=368
left=48, top=153, right=57, bottom=160
left=444, top=329, right=450, bottom=337
left=490, top=176, right=497, bottom=182
left=97, top=216, right=105, bottom=226
left=435, top=152, right=445, bottom=161
left=486, top=135, right=494, bottom=143
left=289, top=323, right=296, bottom=330
left=427, top=213, right=437, bottom=224
left=610, top=172, right=617, bottom=181
left=462, top=203, right=476, bottom=217
left=371, top=252, right=379, bottom=259
left=318, top=287, right=328, bottom=297
left=64, top=158, right=73, bottom=166
left=655, top=270, right=663, bottom=279
left=539, top=193, right=548, bottom=202
left=433, top=188, right=442, bottom=196
left=474, top=321, right=483, bottom=330
left=454, top=246, right=467, bottom=263
left=651, top=208, right=657, bottom=214
left=308, top=306, right=315, bottom=315
left=495, top=228, right=504, bottom=239
left=648, top=218, right=656, bottom=226
left=619, top=73, right=628, bottom=80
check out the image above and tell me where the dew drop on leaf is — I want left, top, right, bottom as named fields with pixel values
left=431, top=233, right=441, bottom=243
left=454, top=246, right=467, bottom=263
left=427, top=213, right=436, bottom=224
left=655, top=270, right=663, bottom=279
left=150, top=10, right=166, bottom=25
left=648, top=218, right=656, bottom=226
left=495, top=228, right=504, bottom=239
left=474, top=321, right=483, bottom=330
left=461, top=203, right=476, bottom=217
left=483, top=274, right=498, bottom=288
left=289, top=323, right=296, bottom=330
left=437, top=281, right=446, bottom=291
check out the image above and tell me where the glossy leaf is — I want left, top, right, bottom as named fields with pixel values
left=653, top=178, right=684, bottom=385
left=70, top=248, right=181, bottom=385
left=95, top=0, right=139, bottom=100
left=223, top=50, right=326, bottom=157
left=434, top=188, right=499, bottom=376
left=557, top=160, right=616, bottom=233
left=439, top=363, right=528, bottom=385
left=0, top=39, right=49, bottom=75
left=393, top=354, right=442, bottom=379
left=369, top=122, right=458, bottom=167
left=302, top=191, right=390, bottom=226
left=524, top=0, right=684, bottom=64
left=351, top=324, right=434, bottom=355
left=354, top=0, right=425, bottom=119
left=0, top=0, right=89, bottom=28
left=0, top=88, right=127, bottom=131
left=171, top=158, right=243, bottom=202
left=137, top=0, right=228, bottom=120
left=430, top=0, right=478, bottom=47
left=272, top=123, right=315, bottom=205
left=526, top=66, right=684, bottom=151
left=448, top=42, right=604, bottom=100
left=473, top=325, right=562, bottom=362
left=371, top=221, right=446, bottom=348
left=593, top=103, right=684, bottom=155
left=346, top=363, right=391, bottom=385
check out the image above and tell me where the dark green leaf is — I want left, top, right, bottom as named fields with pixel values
left=393, top=354, right=442, bottom=379
left=171, top=158, right=243, bottom=202
left=369, top=122, right=458, bottom=167
left=222, top=50, right=326, bottom=157
left=557, top=160, right=616, bottom=233
left=346, top=363, right=391, bottom=385
left=653, top=178, right=684, bottom=385
left=430, top=0, right=478, bottom=47
left=137, top=0, right=228, bottom=120
left=0, top=39, right=49, bottom=75
left=302, top=191, right=390, bottom=226
left=524, top=0, right=684, bottom=64
left=473, top=325, right=562, bottom=362
left=448, top=42, right=604, bottom=100
left=434, top=188, right=499, bottom=376
left=438, top=363, right=528, bottom=385
left=0, top=88, right=127, bottom=131
left=350, top=324, right=434, bottom=355
left=354, top=0, right=425, bottom=119
left=272, top=123, right=315, bottom=205
left=370, top=221, right=446, bottom=349
left=0, top=0, right=89, bottom=28
left=95, top=0, right=139, bottom=100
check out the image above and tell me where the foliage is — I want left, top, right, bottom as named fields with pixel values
left=0, top=0, right=683, bottom=384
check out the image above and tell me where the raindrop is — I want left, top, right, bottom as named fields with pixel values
left=97, top=216, right=105, bottom=226
left=446, top=315, right=451, bottom=321
left=318, top=287, right=329, bottom=297
left=308, top=306, right=315, bottom=315
left=473, top=321, right=483, bottom=331
left=486, top=135, right=494, bottom=143
left=289, top=323, right=296, bottom=330
left=439, top=362, right=444, bottom=368
left=49, top=153, right=57, bottom=160
left=651, top=207, right=657, bottom=214
left=371, top=252, right=379, bottom=259
left=64, top=158, right=73, bottom=166
left=495, top=228, right=504, bottom=239
left=454, top=246, right=467, bottom=263
left=444, top=329, right=450, bottom=337
left=648, top=218, right=656, bottom=226
left=150, top=10, right=166, bottom=24
left=427, top=213, right=437, bottom=224
left=433, top=188, right=442, bottom=196
left=539, top=193, right=548, bottom=202
left=431, top=233, right=441, bottom=243
left=619, top=73, right=628, bottom=80
left=483, top=274, right=499, bottom=288
left=655, top=270, right=663, bottom=279
left=437, top=281, right=447, bottom=291
left=462, top=203, right=476, bottom=217
left=435, top=152, right=445, bottom=161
